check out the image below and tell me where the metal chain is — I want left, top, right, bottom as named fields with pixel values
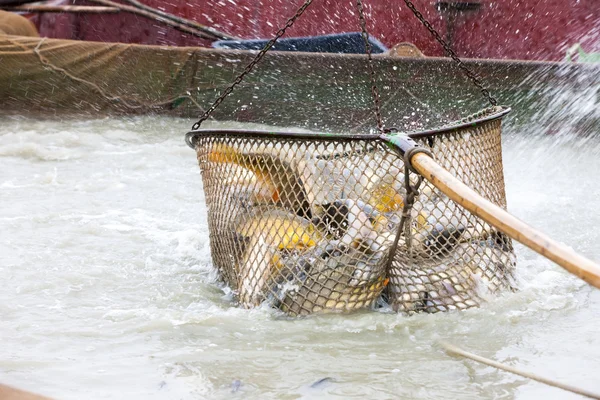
left=191, top=0, right=314, bottom=130
left=402, top=171, right=422, bottom=255
left=402, top=0, right=497, bottom=106
left=384, top=154, right=424, bottom=273
left=356, top=0, right=385, bottom=133
left=191, top=0, right=496, bottom=130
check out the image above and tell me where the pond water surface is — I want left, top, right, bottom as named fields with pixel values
left=1, top=116, right=599, bottom=399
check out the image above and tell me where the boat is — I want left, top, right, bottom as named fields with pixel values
left=0, top=7, right=598, bottom=135
left=25, top=0, right=600, bottom=62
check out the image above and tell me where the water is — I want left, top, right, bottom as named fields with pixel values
left=1, top=116, right=599, bottom=400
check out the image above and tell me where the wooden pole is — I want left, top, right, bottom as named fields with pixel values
left=440, top=342, right=600, bottom=400
left=2, top=5, right=119, bottom=13
left=119, top=0, right=237, bottom=40
left=410, top=152, right=600, bottom=289
left=85, top=0, right=223, bottom=41
left=0, top=383, right=52, bottom=400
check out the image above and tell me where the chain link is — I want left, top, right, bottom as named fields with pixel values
left=356, top=0, right=385, bottom=133
left=402, top=0, right=497, bottom=106
left=191, top=0, right=314, bottom=130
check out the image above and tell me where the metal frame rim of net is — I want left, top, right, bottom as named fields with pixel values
left=186, top=106, right=510, bottom=149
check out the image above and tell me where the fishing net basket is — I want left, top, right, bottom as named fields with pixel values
left=186, top=105, right=516, bottom=316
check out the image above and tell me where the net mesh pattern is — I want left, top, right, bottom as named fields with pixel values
left=192, top=109, right=516, bottom=316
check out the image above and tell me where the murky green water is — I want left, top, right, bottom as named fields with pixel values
left=1, top=116, right=599, bottom=399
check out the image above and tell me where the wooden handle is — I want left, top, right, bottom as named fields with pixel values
left=440, top=342, right=600, bottom=399
left=0, top=384, right=51, bottom=400
left=411, top=152, right=600, bottom=289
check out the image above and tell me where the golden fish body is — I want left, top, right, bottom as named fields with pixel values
left=208, top=144, right=310, bottom=216
left=363, top=162, right=428, bottom=212
left=238, top=235, right=281, bottom=307
left=237, top=209, right=322, bottom=249
left=365, top=181, right=468, bottom=259
left=367, top=174, right=405, bottom=213
left=235, top=209, right=322, bottom=307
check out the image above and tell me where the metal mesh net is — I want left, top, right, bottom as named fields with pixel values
left=188, top=106, right=516, bottom=316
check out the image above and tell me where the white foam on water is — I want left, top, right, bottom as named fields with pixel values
left=1, top=116, right=599, bottom=399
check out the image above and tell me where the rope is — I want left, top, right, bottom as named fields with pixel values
left=384, top=144, right=434, bottom=274
left=440, top=342, right=600, bottom=400
left=22, top=37, right=207, bottom=112
left=119, top=0, right=237, bottom=40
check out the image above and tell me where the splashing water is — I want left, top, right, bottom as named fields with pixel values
left=0, top=115, right=599, bottom=399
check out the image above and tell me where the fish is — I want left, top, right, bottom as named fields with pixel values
left=309, top=377, right=336, bottom=389
left=229, top=175, right=283, bottom=206
left=277, top=243, right=389, bottom=316
left=461, top=235, right=517, bottom=291
left=236, top=209, right=322, bottom=250
left=312, top=193, right=467, bottom=263
left=237, top=235, right=282, bottom=307
left=364, top=163, right=432, bottom=213
left=370, top=207, right=428, bottom=236
left=235, top=209, right=323, bottom=307
left=296, top=157, right=368, bottom=217
left=410, top=222, right=466, bottom=259
left=207, top=143, right=311, bottom=217
left=318, top=199, right=382, bottom=252
left=387, top=237, right=516, bottom=314
left=319, top=197, right=455, bottom=259
left=367, top=174, right=405, bottom=213
left=349, top=169, right=466, bottom=259
left=208, top=143, right=415, bottom=224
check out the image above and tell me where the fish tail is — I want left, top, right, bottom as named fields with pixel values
left=208, top=144, right=262, bottom=176
left=239, top=236, right=282, bottom=308
left=208, top=144, right=280, bottom=202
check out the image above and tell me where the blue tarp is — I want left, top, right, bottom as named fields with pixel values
left=213, top=32, right=388, bottom=54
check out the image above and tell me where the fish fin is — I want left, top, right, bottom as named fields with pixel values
left=271, top=188, right=280, bottom=202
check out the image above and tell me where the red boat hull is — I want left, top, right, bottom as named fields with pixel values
left=29, top=0, right=600, bottom=61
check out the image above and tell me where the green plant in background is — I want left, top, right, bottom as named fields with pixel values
left=565, top=44, right=600, bottom=63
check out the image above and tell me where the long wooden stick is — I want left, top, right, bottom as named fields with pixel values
left=411, top=152, right=600, bottom=288
left=120, top=0, right=237, bottom=40
left=0, top=383, right=51, bottom=400
left=86, top=0, right=222, bottom=41
left=2, top=5, right=119, bottom=13
left=440, top=342, right=600, bottom=399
